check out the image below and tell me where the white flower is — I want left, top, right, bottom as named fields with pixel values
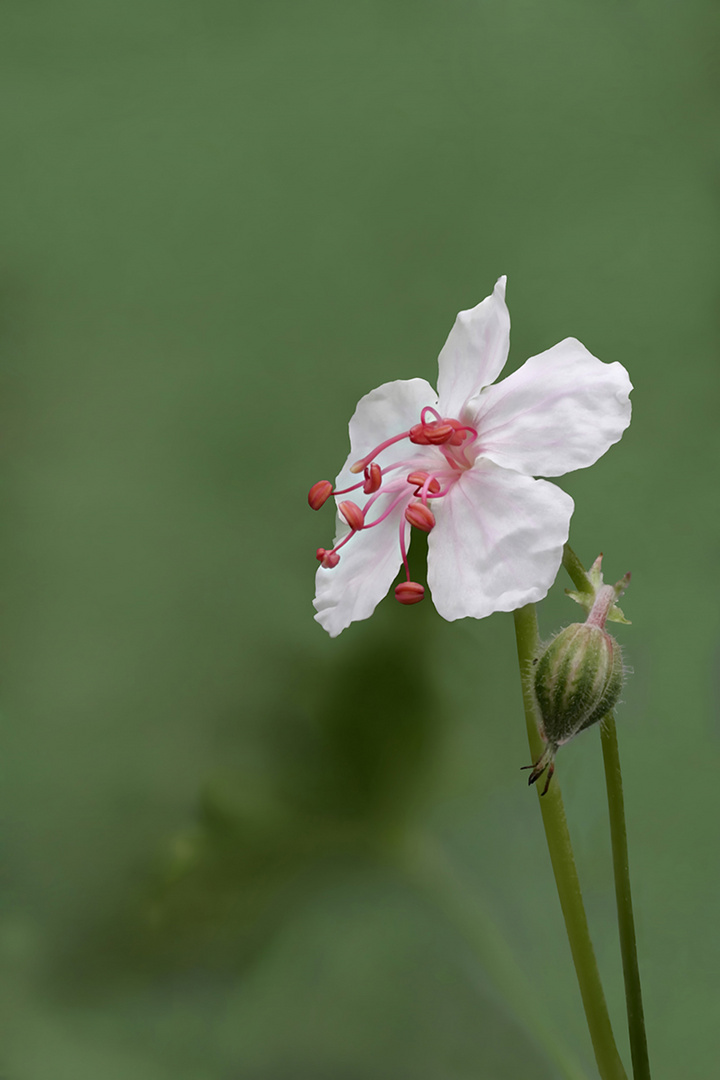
left=309, top=277, right=632, bottom=637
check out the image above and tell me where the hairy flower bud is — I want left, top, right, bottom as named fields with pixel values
left=534, top=623, right=623, bottom=747
left=524, top=554, right=629, bottom=795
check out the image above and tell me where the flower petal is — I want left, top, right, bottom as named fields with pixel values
left=333, top=378, right=438, bottom=490
left=313, top=493, right=410, bottom=638
left=470, top=338, right=632, bottom=477
left=436, top=276, right=510, bottom=418
left=427, top=460, right=574, bottom=621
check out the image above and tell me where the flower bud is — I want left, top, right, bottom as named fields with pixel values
left=533, top=623, right=624, bottom=749
left=525, top=553, right=630, bottom=795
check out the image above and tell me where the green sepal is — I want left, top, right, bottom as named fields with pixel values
left=565, top=554, right=631, bottom=624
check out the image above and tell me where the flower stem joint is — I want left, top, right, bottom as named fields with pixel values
left=526, top=556, right=630, bottom=795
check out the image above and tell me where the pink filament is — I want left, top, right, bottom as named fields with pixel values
left=420, top=405, right=442, bottom=425
left=363, top=491, right=409, bottom=529
left=398, top=516, right=411, bottom=581
left=351, top=430, right=411, bottom=472
left=313, top=405, right=481, bottom=578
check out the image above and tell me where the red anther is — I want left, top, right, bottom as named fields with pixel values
left=424, top=423, right=455, bottom=445
left=408, top=423, right=431, bottom=445
left=446, top=418, right=478, bottom=446
left=447, top=419, right=467, bottom=446
left=409, top=421, right=455, bottom=446
left=363, top=463, right=382, bottom=494
left=405, top=501, right=436, bottom=532
left=316, top=547, right=340, bottom=569
left=338, top=500, right=364, bottom=531
left=406, top=471, right=441, bottom=495
left=308, top=480, right=333, bottom=510
left=395, top=581, right=425, bottom=605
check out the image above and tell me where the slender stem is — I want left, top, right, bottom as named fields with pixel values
left=563, top=543, right=652, bottom=1079
left=600, top=716, right=651, bottom=1079
left=514, top=604, right=628, bottom=1080
left=562, top=542, right=593, bottom=594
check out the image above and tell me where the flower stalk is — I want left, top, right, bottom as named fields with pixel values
left=514, top=603, right=628, bottom=1080
left=562, top=545, right=651, bottom=1080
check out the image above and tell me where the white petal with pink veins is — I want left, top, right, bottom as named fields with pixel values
left=436, top=276, right=510, bottom=419
left=313, top=492, right=410, bottom=638
left=333, top=378, right=438, bottom=492
left=427, top=460, right=574, bottom=621
left=469, top=338, right=632, bottom=478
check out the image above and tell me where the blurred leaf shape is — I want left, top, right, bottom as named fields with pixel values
left=59, top=608, right=446, bottom=981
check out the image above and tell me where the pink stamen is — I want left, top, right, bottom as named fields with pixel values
left=312, top=406, right=479, bottom=581
left=324, top=529, right=357, bottom=562
left=407, top=470, right=441, bottom=495
left=338, top=500, right=365, bottom=531
left=361, top=477, right=408, bottom=521
left=420, top=405, right=442, bottom=425
left=308, top=480, right=333, bottom=510
left=332, top=477, right=368, bottom=496
left=405, top=501, right=435, bottom=532
left=350, top=430, right=412, bottom=473
left=396, top=518, right=425, bottom=603
left=419, top=473, right=440, bottom=504
left=316, top=547, right=341, bottom=568
left=334, top=463, right=400, bottom=497
left=398, top=516, right=411, bottom=580
left=395, top=581, right=425, bottom=604
left=447, top=420, right=478, bottom=447
left=363, top=463, right=382, bottom=493
left=363, top=491, right=409, bottom=529
left=409, top=421, right=455, bottom=445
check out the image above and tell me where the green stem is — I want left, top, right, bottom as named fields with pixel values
left=562, top=542, right=593, bottom=595
left=600, top=715, right=651, bottom=1080
left=401, top=833, right=591, bottom=1080
left=562, top=543, right=651, bottom=1079
left=514, top=604, right=628, bottom=1080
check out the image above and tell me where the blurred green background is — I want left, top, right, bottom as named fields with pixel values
left=1, top=1, right=718, bottom=1077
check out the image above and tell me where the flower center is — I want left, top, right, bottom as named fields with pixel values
left=309, top=407, right=478, bottom=604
